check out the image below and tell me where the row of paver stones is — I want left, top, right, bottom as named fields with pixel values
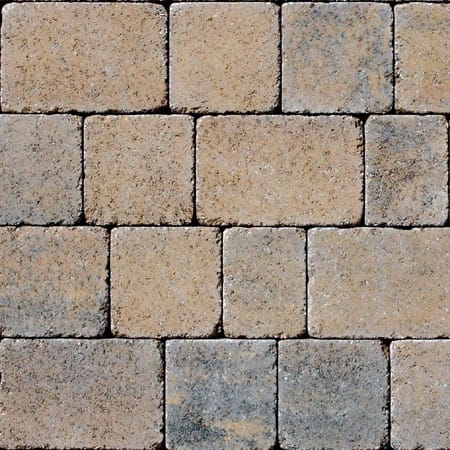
left=1, top=226, right=449, bottom=338
left=1, top=338, right=449, bottom=449
left=1, top=3, right=449, bottom=113
left=1, top=114, right=448, bottom=226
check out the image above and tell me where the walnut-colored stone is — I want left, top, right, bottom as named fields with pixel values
left=282, top=3, right=392, bottom=113
left=223, top=227, right=305, bottom=338
left=1, top=3, right=167, bottom=112
left=0, top=114, right=81, bottom=225
left=308, top=228, right=450, bottom=338
left=111, top=227, right=221, bottom=337
left=0, top=339, right=163, bottom=449
left=170, top=3, right=279, bottom=113
left=395, top=4, right=450, bottom=112
left=85, top=115, right=194, bottom=225
left=197, top=115, right=363, bottom=225
left=0, top=227, right=108, bottom=337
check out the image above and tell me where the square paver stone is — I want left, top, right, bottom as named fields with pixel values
left=279, top=340, right=389, bottom=450
left=166, top=339, right=277, bottom=449
left=170, top=3, right=279, bottom=113
left=85, top=115, right=194, bottom=225
left=0, top=339, right=163, bottom=449
left=0, top=114, right=81, bottom=225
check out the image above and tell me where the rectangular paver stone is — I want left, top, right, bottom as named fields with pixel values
left=166, top=339, right=277, bottom=450
left=1, top=3, right=167, bottom=112
left=309, top=228, right=450, bottom=338
left=170, top=3, right=279, bottom=113
left=0, top=339, right=163, bottom=449
left=0, top=114, right=81, bottom=225
left=197, top=115, right=363, bottom=225
left=0, top=227, right=108, bottom=337
left=365, top=115, right=448, bottom=226
left=282, top=3, right=393, bottom=113
left=279, top=340, right=388, bottom=450
left=223, top=227, right=306, bottom=338
left=111, top=227, right=221, bottom=337
left=391, top=340, right=450, bottom=450
left=85, top=115, right=194, bottom=225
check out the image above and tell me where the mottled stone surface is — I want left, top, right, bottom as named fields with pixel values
left=0, top=114, right=81, bottom=225
left=278, top=340, right=389, bottom=450
left=0, top=227, right=108, bottom=337
left=85, top=115, right=194, bottom=225
left=0, top=339, right=163, bottom=449
left=365, top=115, right=448, bottom=226
left=223, top=227, right=306, bottom=338
left=391, top=340, right=450, bottom=450
left=197, top=115, right=363, bottom=225
left=282, top=3, right=393, bottom=113
left=111, top=227, right=221, bottom=337
left=395, top=4, right=450, bottom=112
left=308, top=228, right=450, bottom=338
left=166, top=339, right=277, bottom=449
left=170, top=3, right=279, bottom=113
left=1, top=3, right=167, bottom=112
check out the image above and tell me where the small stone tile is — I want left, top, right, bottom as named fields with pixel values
left=196, top=115, right=363, bottom=226
left=85, top=115, right=194, bottom=225
left=223, top=227, right=306, bottom=338
left=1, top=3, right=167, bottom=112
left=365, top=115, right=448, bottom=226
left=395, top=4, right=450, bottom=112
left=282, top=3, right=392, bottom=113
left=391, top=340, right=450, bottom=450
left=0, top=114, right=81, bottom=225
left=308, top=228, right=450, bottom=338
left=111, top=227, right=221, bottom=337
left=166, top=339, right=277, bottom=450
left=0, top=227, right=108, bottom=337
left=0, top=339, right=163, bottom=449
left=170, top=3, right=279, bottom=113
left=278, top=339, right=389, bottom=450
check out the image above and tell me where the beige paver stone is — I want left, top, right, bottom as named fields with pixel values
left=0, top=227, right=108, bottom=337
left=170, top=3, right=279, bottom=113
left=391, top=340, right=450, bottom=450
left=197, top=115, right=363, bottom=225
left=1, top=3, right=167, bottom=112
left=365, top=115, right=448, bottom=226
left=279, top=340, right=389, bottom=449
left=395, top=4, right=450, bottom=112
left=85, top=115, right=193, bottom=225
left=223, top=227, right=306, bottom=338
left=0, top=339, right=163, bottom=449
left=308, top=228, right=450, bottom=338
left=0, top=114, right=81, bottom=225
left=111, top=227, right=221, bottom=337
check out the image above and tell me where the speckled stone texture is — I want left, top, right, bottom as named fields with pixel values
left=0, top=227, right=108, bottom=337
left=169, top=3, right=279, bottom=113
left=391, top=340, right=450, bottom=450
left=197, top=115, right=363, bottom=225
left=166, top=339, right=277, bottom=449
left=111, top=227, right=221, bottom=337
left=395, top=4, right=450, bottom=112
left=308, top=228, right=450, bottom=338
left=84, top=115, right=194, bottom=225
left=0, top=114, right=81, bottom=225
left=0, top=339, right=163, bottom=449
left=278, top=340, right=389, bottom=450
left=365, top=115, right=448, bottom=226
left=223, top=227, right=306, bottom=338
left=1, top=3, right=167, bottom=112
left=282, top=3, right=393, bottom=113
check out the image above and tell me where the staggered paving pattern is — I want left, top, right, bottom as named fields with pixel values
left=0, top=1, right=449, bottom=449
